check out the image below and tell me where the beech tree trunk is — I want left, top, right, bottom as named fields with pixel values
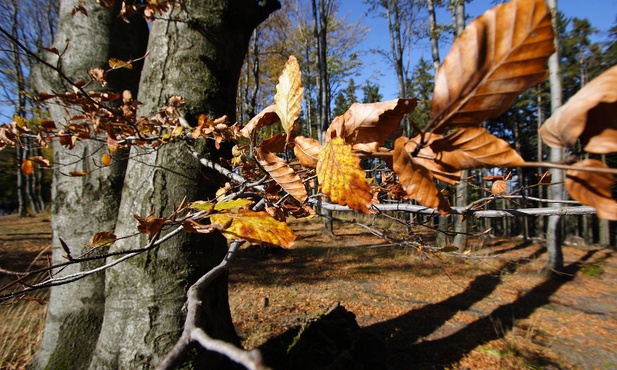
left=88, top=2, right=279, bottom=369
left=30, top=1, right=147, bottom=369
left=546, top=0, right=564, bottom=274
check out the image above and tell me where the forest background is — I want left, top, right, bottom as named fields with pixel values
left=1, top=0, right=615, bottom=227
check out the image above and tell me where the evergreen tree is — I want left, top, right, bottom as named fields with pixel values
left=361, top=80, right=383, bottom=103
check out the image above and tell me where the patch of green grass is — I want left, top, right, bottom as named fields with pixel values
left=581, top=263, right=604, bottom=278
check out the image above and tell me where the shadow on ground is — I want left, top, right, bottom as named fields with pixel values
left=365, top=249, right=597, bottom=369
left=252, top=242, right=599, bottom=370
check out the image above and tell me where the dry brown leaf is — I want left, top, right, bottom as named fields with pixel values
left=535, top=171, right=552, bottom=185
left=68, top=171, right=88, bottom=177
left=27, top=156, right=51, bottom=167
left=211, top=209, right=296, bottom=248
left=89, top=231, right=117, bottom=248
left=294, top=136, right=322, bottom=168
left=325, top=98, right=417, bottom=152
left=134, top=213, right=167, bottom=239
left=259, top=132, right=287, bottom=154
left=275, top=56, right=303, bottom=141
left=539, top=65, right=617, bottom=153
left=431, top=0, right=554, bottom=133
left=491, top=180, right=507, bottom=194
left=430, top=127, right=525, bottom=172
left=255, top=147, right=308, bottom=203
left=316, top=137, right=373, bottom=213
left=404, top=134, right=462, bottom=185
left=393, top=137, right=452, bottom=215
left=566, top=159, right=617, bottom=220
left=240, top=105, right=280, bottom=138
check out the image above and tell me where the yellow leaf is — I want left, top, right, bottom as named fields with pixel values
left=189, top=201, right=215, bottom=212
left=211, top=209, right=296, bottom=248
left=21, top=159, right=34, bottom=176
left=566, top=159, right=617, bottom=220
left=89, top=231, right=117, bottom=248
left=13, top=114, right=27, bottom=128
left=316, top=137, right=373, bottom=213
left=430, top=0, right=554, bottom=132
left=108, top=57, right=133, bottom=69
left=393, top=137, right=452, bottom=215
left=215, top=199, right=253, bottom=211
left=275, top=56, right=303, bottom=142
left=101, top=153, right=112, bottom=166
left=69, top=171, right=88, bottom=177
left=256, top=148, right=308, bottom=203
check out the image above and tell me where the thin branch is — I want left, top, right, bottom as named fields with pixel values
left=308, top=199, right=597, bottom=218
left=524, top=161, right=617, bottom=175
left=157, top=240, right=269, bottom=370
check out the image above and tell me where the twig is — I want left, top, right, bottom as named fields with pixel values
left=157, top=241, right=269, bottom=370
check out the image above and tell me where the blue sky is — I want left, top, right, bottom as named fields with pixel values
left=338, top=0, right=617, bottom=100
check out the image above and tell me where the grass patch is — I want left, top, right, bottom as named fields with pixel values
left=581, top=263, right=604, bottom=278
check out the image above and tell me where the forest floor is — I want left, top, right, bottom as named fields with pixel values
left=1, top=214, right=616, bottom=369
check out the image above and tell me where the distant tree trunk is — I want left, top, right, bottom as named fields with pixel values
left=536, top=90, right=545, bottom=237
left=30, top=1, right=146, bottom=368
left=546, top=0, right=564, bottom=274
left=427, top=0, right=440, bottom=73
left=89, top=2, right=279, bottom=368
left=312, top=0, right=334, bottom=236
left=598, top=154, right=610, bottom=244
left=450, top=0, right=468, bottom=251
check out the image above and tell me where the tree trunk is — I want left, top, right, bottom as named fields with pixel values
left=30, top=1, right=146, bottom=368
left=89, top=2, right=279, bottom=369
left=546, top=0, right=564, bottom=274
left=451, top=0, right=467, bottom=251
left=427, top=0, right=440, bottom=74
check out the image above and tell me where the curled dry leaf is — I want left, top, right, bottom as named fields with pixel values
left=134, top=213, right=167, bottom=239
left=539, top=65, right=617, bottom=153
left=89, top=231, right=117, bottom=248
left=259, top=132, right=287, bottom=154
left=211, top=209, right=296, bottom=248
left=27, top=156, right=51, bottom=167
left=316, top=137, right=373, bottom=213
left=566, top=159, right=617, bottom=220
left=431, top=0, right=553, bottom=133
left=68, top=171, right=88, bottom=177
left=431, top=127, right=525, bottom=172
left=240, top=105, right=280, bottom=138
left=274, top=56, right=303, bottom=142
left=404, top=134, right=462, bottom=185
left=393, top=137, right=452, bottom=215
left=326, top=98, right=417, bottom=152
left=294, top=136, right=322, bottom=168
left=535, top=171, right=552, bottom=185
left=255, top=147, right=308, bottom=203
left=491, top=180, right=507, bottom=195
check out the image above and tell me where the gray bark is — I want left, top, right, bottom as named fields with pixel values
left=30, top=1, right=147, bottom=369
left=89, top=1, right=279, bottom=369
left=451, top=0, right=467, bottom=251
left=546, top=0, right=564, bottom=274
left=427, top=0, right=440, bottom=74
